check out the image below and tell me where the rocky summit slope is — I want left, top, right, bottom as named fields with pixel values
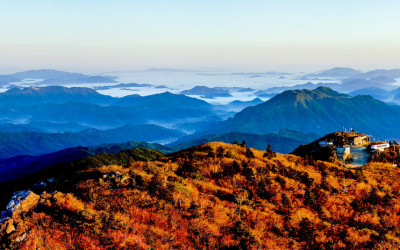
left=0, top=142, right=400, bottom=249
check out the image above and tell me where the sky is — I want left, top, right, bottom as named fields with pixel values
left=1, top=0, right=400, bottom=73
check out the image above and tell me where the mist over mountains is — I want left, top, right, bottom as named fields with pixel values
left=2, top=67, right=400, bottom=248
left=0, top=87, right=220, bottom=129
left=1, top=67, right=400, bottom=182
left=0, top=69, right=116, bottom=86
left=2, top=68, right=400, bottom=103
left=4, top=0, right=400, bottom=247
left=0, top=124, right=183, bottom=159
left=303, top=67, right=400, bottom=79
left=0, top=86, right=114, bottom=106
left=304, top=67, right=363, bottom=78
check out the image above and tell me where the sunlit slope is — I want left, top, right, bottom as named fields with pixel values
left=1, top=142, right=399, bottom=249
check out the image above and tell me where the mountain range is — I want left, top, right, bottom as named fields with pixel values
left=0, top=69, right=116, bottom=85
left=216, top=98, right=264, bottom=112
left=304, top=67, right=363, bottom=78
left=0, top=128, right=317, bottom=183
left=2, top=85, right=400, bottom=150
left=218, top=87, right=400, bottom=139
left=0, top=86, right=114, bottom=106
left=94, top=82, right=155, bottom=90
left=0, top=124, right=183, bottom=159
left=2, top=84, right=400, bottom=184
left=169, top=129, right=319, bottom=153
left=37, top=76, right=116, bottom=85
left=0, top=87, right=220, bottom=129
left=348, top=87, right=400, bottom=104
left=260, top=77, right=399, bottom=96
left=181, top=86, right=233, bottom=98
left=180, top=86, right=255, bottom=99
left=2, top=68, right=400, bottom=248
left=0, top=121, right=91, bottom=134
left=304, top=67, right=400, bottom=79
left=0, top=141, right=170, bottom=183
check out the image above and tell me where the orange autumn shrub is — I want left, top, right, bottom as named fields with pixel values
left=1, top=142, right=399, bottom=249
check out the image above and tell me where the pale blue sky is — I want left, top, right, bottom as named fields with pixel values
left=1, top=0, right=400, bottom=73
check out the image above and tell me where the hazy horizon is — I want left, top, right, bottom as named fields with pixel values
left=0, top=65, right=399, bottom=77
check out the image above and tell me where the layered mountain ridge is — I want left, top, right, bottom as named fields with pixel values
left=220, top=87, right=400, bottom=138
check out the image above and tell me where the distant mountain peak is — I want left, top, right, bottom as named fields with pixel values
left=222, top=86, right=399, bottom=137
left=180, top=86, right=232, bottom=98
left=305, top=67, right=362, bottom=78
left=9, top=69, right=87, bottom=80
left=313, top=86, right=348, bottom=97
left=0, top=85, right=114, bottom=106
left=272, top=87, right=345, bottom=105
left=157, top=91, right=176, bottom=96
left=3, top=69, right=117, bottom=85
